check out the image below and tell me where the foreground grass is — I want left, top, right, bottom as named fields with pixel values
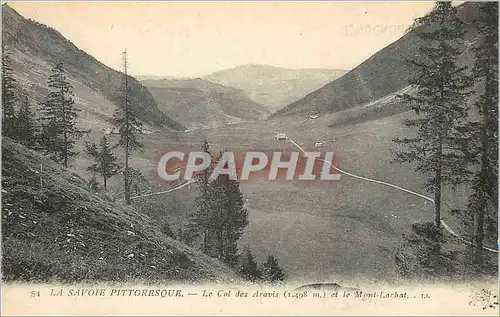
left=1, top=138, right=236, bottom=284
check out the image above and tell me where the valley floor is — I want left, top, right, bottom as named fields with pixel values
left=120, top=111, right=480, bottom=283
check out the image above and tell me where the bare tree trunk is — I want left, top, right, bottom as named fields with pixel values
left=61, top=86, right=68, bottom=168
left=474, top=74, right=492, bottom=254
left=434, top=143, right=443, bottom=229
left=123, top=51, right=130, bottom=205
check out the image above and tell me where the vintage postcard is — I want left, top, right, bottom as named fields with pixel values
left=1, top=0, right=498, bottom=316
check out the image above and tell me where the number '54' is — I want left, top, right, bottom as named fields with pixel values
left=30, top=291, right=40, bottom=297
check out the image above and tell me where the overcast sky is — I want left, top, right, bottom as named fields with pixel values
left=10, top=1, right=438, bottom=78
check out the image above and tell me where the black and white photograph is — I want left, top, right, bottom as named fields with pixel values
left=1, top=1, right=498, bottom=315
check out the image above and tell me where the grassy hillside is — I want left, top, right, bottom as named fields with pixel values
left=142, top=78, right=269, bottom=129
left=1, top=138, right=235, bottom=283
left=274, top=2, right=480, bottom=118
left=203, top=64, right=346, bottom=112
left=2, top=5, right=185, bottom=131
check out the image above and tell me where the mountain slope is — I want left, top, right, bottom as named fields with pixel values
left=203, top=64, right=347, bottom=112
left=1, top=138, right=235, bottom=282
left=142, top=78, right=269, bottom=129
left=2, top=5, right=185, bottom=131
left=274, top=2, right=480, bottom=118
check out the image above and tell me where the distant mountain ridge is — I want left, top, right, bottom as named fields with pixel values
left=203, top=64, right=347, bottom=112
left=136, top=75, right=192, bottom=81
left=274, top=2, right=480, bottom=119
left=2, top=5, right=185, bottom=131
left=142, top=78, right=270, bottom=129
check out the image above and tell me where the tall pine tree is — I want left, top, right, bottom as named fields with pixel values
left=188, top=141, right=249, bottom=266
left=85, top=135, right=120, bottom=190
left=113, top=51, right=143, bottom=204
left=393, top=2, right=472, bottom=228
left=39, top=61, right=87, bottom=167
left=212, top=173, right=249, bottom=266
left=239, top=248, right=261, bottom=281
left=2, top=48, right=18, bottom=138
left=466, top=2, right=498, bottom=255
left=188, top=139, right=216, bottom=253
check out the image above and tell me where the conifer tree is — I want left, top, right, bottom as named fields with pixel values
left=85, top=135, right=120, bottom=190
left=239, top=248, right=261, bottom=281
left=466, top=2, right=498, bottom=254
left=212, top=174, right=249, bottom=266
left=16, top=96, right=37, bottom=148
left=113, top=51, right=143, bottom=204
left=393, top=2, right=472, bottom=228
left=39, top=61, right=87, bottom=167
left=128, top=167, right=147, bottom=197
left=88, top=175, right=99, bottom=192
left=189, top=141, right=249, bottom=265
left=261, top=255, right=285, bottom=283
left=2, top=48, right=18, bottom=138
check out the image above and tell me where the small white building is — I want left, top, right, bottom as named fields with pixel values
left=103, top=126, right=154, bottom=135
left=275, top=133, right=288, bottom=140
